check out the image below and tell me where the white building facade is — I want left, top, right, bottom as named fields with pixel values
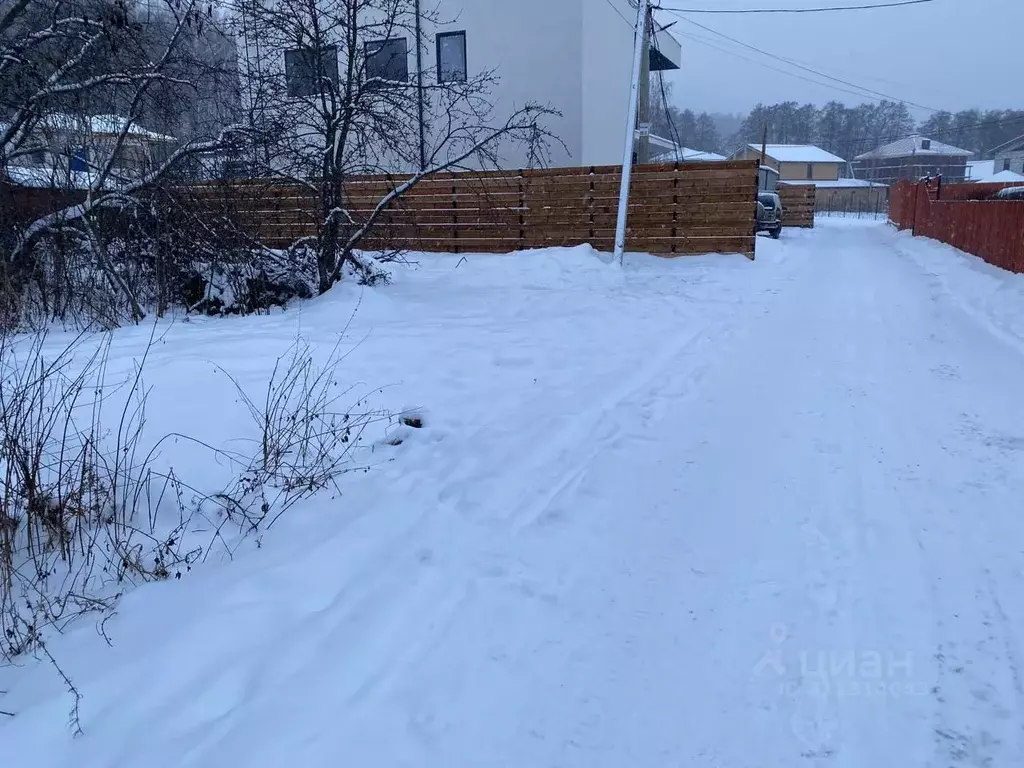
left=235, top=0, right=681, bottom=172
left=420, top=0, right=680, bottom=168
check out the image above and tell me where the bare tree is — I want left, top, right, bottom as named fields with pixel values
left=0, top=0, right=241, bottom=324
left=229, top=0, right=559, bottom=292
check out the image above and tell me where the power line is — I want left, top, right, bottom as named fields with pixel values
left=675, top=29, right=915, bottom=107
left=665, top=13, right=939, bottom=112
left=669, top=33, right=1024, bottom=151
left=604, top=0, right=638, bottom=29
left=654, top=0, right=937, bottom=14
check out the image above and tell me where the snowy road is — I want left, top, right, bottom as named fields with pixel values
left=5, top=221, right=1024, bottom=767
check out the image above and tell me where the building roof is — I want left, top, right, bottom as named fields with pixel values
left=780, top=178, right=887, bottom=188
left=649, top=135, right=726, bottom=162
left=652, top=147, right=727, bottom=162
left=974, top=169, right=1024, bottom=183
left=88, top=114, right=175, bottom=141
left=967, top=159, right=995, bottom=180
left=991, top=133, right=1024, bottom=155
left=855, top=135, right=973, bottom=161
left=34, top=112, right=175, bottom=142
left=748, top=143, right=846, bottom=164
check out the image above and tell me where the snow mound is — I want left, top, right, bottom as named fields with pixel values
left=894, top=230, right=1024, bottom=352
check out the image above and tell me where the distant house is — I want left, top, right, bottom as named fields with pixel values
left=991, top=134, right=1024, bottom=177
left=853, top=135, right=972, bottom=185
left=729, top=144, right=845, bottom=182
left=3, top=113, right=176, bottom=189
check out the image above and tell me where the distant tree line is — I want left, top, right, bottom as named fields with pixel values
left=654, top=86, right=1024, bottom=162
left=650, top=82, right=723, bottom=157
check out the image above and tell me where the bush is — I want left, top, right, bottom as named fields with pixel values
left=0, top=328, right=378, bottom=687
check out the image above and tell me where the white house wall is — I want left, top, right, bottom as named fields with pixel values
left=234, top=0, right=650, bottom=172
left=582, top=0, right=637, bottom=167
left=430, top=0, right=643, bottom=168
left=427, top=0, right=584, bottom=169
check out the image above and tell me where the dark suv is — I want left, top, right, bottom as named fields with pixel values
left=757, top=191, right=783, bottom=239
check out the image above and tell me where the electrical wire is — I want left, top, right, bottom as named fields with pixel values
left=654, top=0, right=938, bottom=14
left=675, top=29, right=918, bottom=107
left=666, top=13, right=939, bottom=112
left=649, top=11, right=686, bottom=160
left=604, top=0, right=639, bottom=29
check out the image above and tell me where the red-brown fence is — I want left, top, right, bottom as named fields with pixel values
left=889, top=179, right=1024, bottom=273
left=183, top=161, right=761, bottom=257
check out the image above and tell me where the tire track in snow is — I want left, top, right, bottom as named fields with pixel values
left=855, top=223, right=1024, bottom=767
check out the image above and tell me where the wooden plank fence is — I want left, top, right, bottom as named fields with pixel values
left=889, top=179, right=1024, bottom=274
left=183, top=160, right=761, bottom=257
left=777, top=184, right=815, bottom=228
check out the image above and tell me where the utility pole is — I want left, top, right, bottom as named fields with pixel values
left=414, top=0, right=426, bottom=171
left=613, top=0, right=651, bottom=264
left=636, top=6, right=652, bottom=165
left=760, top=123, right=768, bottom=189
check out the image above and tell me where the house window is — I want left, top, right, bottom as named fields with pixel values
left=921, top=139, right=931, bottom=150
left=1004, top=159, right=1012, bottom=171
left=806, top=163, right=813, bottom=179
left=68, top=147, right=89, bottom=172
left=436, top=31, right=467, bottom=83
left=285, top=46, right=339, bottom=98
left=364, top=37, right=408, bottom=83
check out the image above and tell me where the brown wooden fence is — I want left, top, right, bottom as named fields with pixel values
left=184, top=160, right=760, bottom=257
left=0, top=178, right=84, bottom=228
left=778, top=184, right=815, bottom=228
left=889, top=179, right=1024, bottom=273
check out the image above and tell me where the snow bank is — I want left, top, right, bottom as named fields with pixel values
left=893, top=229, right=1024, bottom=352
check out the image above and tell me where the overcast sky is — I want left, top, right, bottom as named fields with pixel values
left=659, top=0, right=1023, bottom=119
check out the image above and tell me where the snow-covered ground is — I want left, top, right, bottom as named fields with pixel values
left=4, top=220, right=1024, bottom=766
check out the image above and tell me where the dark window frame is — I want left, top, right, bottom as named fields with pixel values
left=284, top=45, right=339, bottom=98
left=920, top=138, right=931, bottom=150
left=436, top=30, right=467, bottom=84
left=364, top=37, right=409, bottom=85
left=1004, top=158, right=1012, bottom=171
left=806, top=163, right=813, bottom=180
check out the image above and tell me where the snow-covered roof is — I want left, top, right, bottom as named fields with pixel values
left=88, top=114, right=175, bottom=141
left=967, top=160, right=995, bottom=180
left=38, top=112, right=81, bottom=132
left=652, top=146, right=727, bottom=163
left=749, top=143, right=846, bottom=164
left=33, top=112, right=175, bottom=142
left=682, top=148, right=726, bottom=162
left=991, top=133, right=1024, bottom=155
left=855, top=135, right=972, bottom=161
left=648, top=134, right=679, bottom=152
left=974, top=169, right=1024, bottom=184
left=780, top=178, right=887, bottom=188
